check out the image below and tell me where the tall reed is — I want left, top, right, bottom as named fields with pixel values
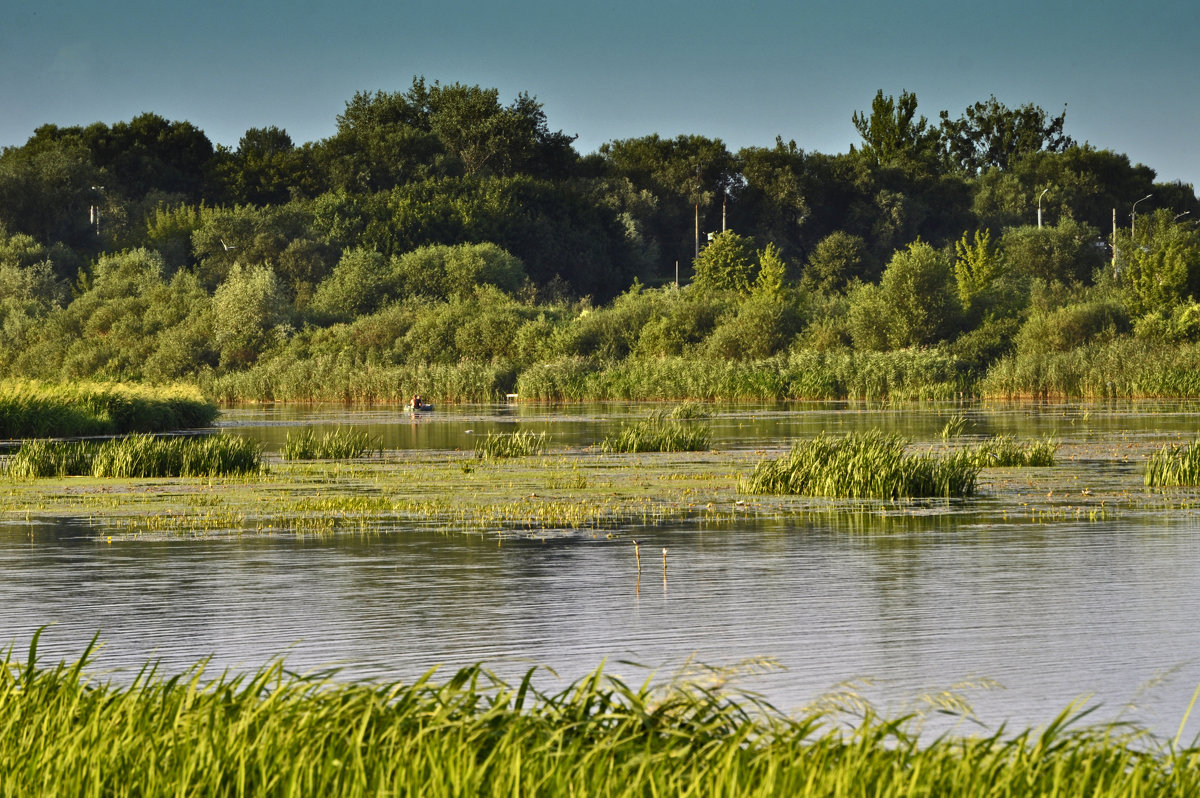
left=1145, top=440, right=1200, bottom=487
left=740, top=430, right=980, bottom=498
left=600, top=405, right=712, bottom=453
left=474, top=431, right=550, bottom=459
left=967, top=435, right=1059, bottom=467
left=282, top=428, right=382, bottom=460
left=2, top=637, right=1197, bottom=797
left=0, top=380, right=218, bottom=438
left=5, top=434, right=262, bottom=478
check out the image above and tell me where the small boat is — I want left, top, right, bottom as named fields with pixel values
left=404, top=402, right=434, bottom=413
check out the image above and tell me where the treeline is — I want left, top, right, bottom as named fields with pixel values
left=1, top=79, right=1199, bottom=399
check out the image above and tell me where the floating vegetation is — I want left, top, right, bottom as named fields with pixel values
left=3, top=637, right=1198, bottom=797
left=601, top=406, right=711, bottom=453
left=740, top=431, right=980, bottom=498
left=967, top=435, right=1059, bottom=467
left=0, top=380, right=218, bottom=438
left=281, top=427, right=382, bottom=460
left=474, top=430, right=549, bottom=460
left=5, top=434, right=261, bottom=479
left=1145, top=440, right=1200, bottom=487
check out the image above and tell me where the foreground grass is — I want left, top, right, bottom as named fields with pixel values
left=3, top=637, right=1198, bottom=797
left=0, top=380, right=218, bottom=438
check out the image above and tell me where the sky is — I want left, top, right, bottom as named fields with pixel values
left=4, top=0, right=1198, bottom=193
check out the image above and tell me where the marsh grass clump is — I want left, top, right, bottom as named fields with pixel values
left=5, top=434, right=261, bottom=479
left=3, top=439, right=92, bottom=479
left=968, top=435, right=1058, bottom=467
left=474, top=430, right=549, bottom=459
left=601, top=407, right=711, bottom=453
left=0, top=380, right=218, bottom=438
left=1145, top=440, right=1200, bottom=487
left=3, top=636, right=1199, bottom=797
left=282, top=427, right=382, bottom=460
left=740, top=430, right=979, bottom=498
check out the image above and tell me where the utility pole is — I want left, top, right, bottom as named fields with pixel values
left=1112, top=208, right=1117, bottom=276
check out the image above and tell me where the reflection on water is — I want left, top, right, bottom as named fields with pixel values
left=4, top=401, right=1200, bottom=741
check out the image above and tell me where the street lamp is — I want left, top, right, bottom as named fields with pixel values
left=1131, top=193, right=1153, bottom=237
left=1174, top=211, right=1191, bottom=222
left=1037, top=188, right=1049, bottom=229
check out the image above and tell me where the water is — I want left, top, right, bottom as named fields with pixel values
left=3, top=401, right=1200, bottom=740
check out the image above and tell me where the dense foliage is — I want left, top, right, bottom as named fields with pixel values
left=2, top=80, right=1198, bottom=400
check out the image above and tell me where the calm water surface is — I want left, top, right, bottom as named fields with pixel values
left=3, top=401, right=1200, bottom=739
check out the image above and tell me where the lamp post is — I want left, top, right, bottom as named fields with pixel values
left=1175, top=211, right=1191, bottom=222
left=1037, top=188, right=1049, bottom=229
left=1131, top=193, right=1153, bottom=237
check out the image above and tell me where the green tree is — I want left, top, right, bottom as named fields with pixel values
left=804, top=231, right=868, bottom=291
left=848, top=240, right=960, bottom=349
left=212, top=263, right=290, bottom=368
left=953, top=229, right=1004, bottom=309
left=690, top=231, right=758, bottom=293
left=939, top=96, right=1072, bottom=174
left=1000, top=218, right=1103, bottom=285
left=851, top=90, right=940, bottom=174
left=1120, top=209, right=1200, bottom=314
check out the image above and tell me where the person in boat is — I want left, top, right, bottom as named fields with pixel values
left=410, top=394, right=421, bottom=410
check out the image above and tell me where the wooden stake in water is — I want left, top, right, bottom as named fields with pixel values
left=662, top=547, right=668, bottom=573
left=633, top=540, right=641, bottom=573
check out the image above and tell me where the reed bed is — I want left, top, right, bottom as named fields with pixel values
left=3, top=638, right=1198, bottom=797
left=601, top=407, right=712, bottom=453
left=1145, top=440, right=1200, bottom=487
left=282, top=427, right=382, bottom=460
left=740, top=431, right=980, bottom=498
left=968, top=435, right=1059, bottom=467
left=0, top=380, right=219, bottom=438
left=5, top=433, right=262, bottom=479
left=474, top=430, right=550, bottom=459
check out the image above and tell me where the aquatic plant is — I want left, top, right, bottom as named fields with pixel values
left=601, top=407, right=711, bottom=453
left=1145, top=440, right=1200, bottom=487
left=0, top=380, right=218, bottom=438
left=474, top=430, right=550, bottom=459
left=5, top=434, right=261, bottom=479
left=967, top=435, right=1059, bottom=467
left=2, top=636, right=1198, bottom=797
left=740, top=430, right=979, bottom=498
left=281, top=427, right=382, bottom=460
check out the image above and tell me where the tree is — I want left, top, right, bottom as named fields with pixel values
left=212, top=263, right=290, bottom=368
left=1000, top=218, right=1103, bottom=285
left=953, top=229, right=1004, bottom=310
left=600, top=134, right=738, bottom=270
left=939, top=96, right=1072, bottom=174
left=848, top=240, right=960, bottom=349
left=690, top=231, right=758, bottom=293
left=851, top=90, right=940, bottom=174
left=803, top=231, right=868, bottom=291
left=1119, top=209, right=1200, bottom=314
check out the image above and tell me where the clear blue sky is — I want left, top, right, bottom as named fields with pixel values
left=4, top=0, right=1198, bottom=191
